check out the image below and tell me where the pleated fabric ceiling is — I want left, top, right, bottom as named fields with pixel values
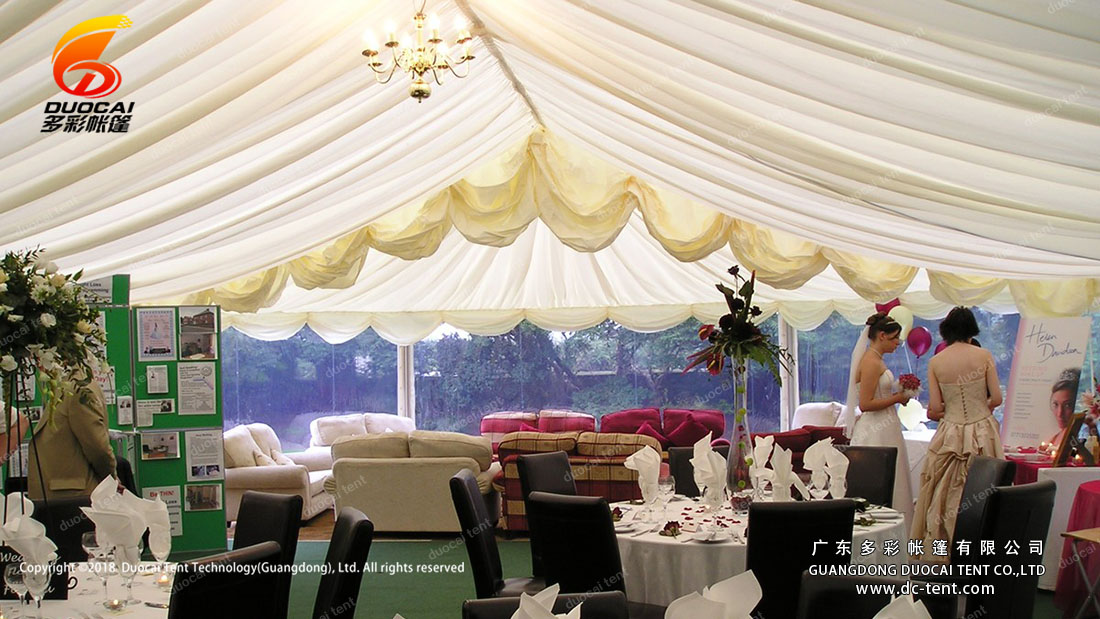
left=1, top=0, right=1098, bottom=343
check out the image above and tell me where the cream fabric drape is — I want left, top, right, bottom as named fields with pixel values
left=1, top=0, right=1098, bottom=344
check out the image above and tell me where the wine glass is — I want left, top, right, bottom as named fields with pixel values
left=81, top=531, right=108, bottom=597
left=4, top=563, right=27, bottom=618
left=701, top=484, right=725, bottom=531
left=22, top=561, right=51, bottom=619
left=113, top=541, right=143, bottom=606
left=149, top=529, right=172, bottom=589
left=658, top=475, right=675, bottom=518
left=809, top=472, right=830, bottom=500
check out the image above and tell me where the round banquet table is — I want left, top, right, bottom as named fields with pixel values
left=7, top=562, right=172, bottom=619
left=614, top=498, right=908, bottom=606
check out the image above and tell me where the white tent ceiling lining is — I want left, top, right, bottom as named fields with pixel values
left=1, top=0, right=1098, bottom=344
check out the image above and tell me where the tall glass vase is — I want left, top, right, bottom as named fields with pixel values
left=727, top=361, right=753, bottom=493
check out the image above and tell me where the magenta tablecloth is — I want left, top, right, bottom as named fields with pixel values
left=1054, top=480, right=1100, bottom=617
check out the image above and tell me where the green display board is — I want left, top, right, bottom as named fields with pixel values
left=130, top=305, right=226, bottom=554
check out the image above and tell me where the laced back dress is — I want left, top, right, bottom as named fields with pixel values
left=911, top=367, right=1003, bottom=560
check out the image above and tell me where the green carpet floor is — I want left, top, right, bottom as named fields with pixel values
left=285, top=539, right=1064, bottom=618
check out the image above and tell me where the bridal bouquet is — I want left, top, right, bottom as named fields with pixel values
left=896, top=373, right=921, bottom=400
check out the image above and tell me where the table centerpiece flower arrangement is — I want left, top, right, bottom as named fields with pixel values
left=658, top=520, right=682, bottom=537
left=0, top=248, right=107, bottom=425
left=685, top=266, right=793, bottom=495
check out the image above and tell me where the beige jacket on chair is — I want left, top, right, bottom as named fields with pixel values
left=28, top=382, right=116, bottom=500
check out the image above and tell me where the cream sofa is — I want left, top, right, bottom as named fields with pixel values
left=323, top=430, right=501, bottom=533
left=309, top=412, right=416, bottom=448
left=223, top=423, right=333, bottom=521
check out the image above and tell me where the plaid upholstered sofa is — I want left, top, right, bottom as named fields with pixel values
left=492, top=430, right=661, bottom=531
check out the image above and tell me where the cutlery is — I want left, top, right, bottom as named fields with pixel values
left=145, top=601, right=169, bottom=608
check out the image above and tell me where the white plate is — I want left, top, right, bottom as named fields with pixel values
left=692, top=530, right=733, bottom=543
left=614, top=523, right=637, bottom=533
left=866, top=509, right=902, bottom=520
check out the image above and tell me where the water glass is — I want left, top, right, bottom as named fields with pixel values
left=22, top=561, right=50, bottom=619
left=113, top=542, right=142, bottom=606
left=4, top=563, right=26, bottom=618
left=658, top=476, right=674, bottom=517
left=149, top=529, right=172, bottom=588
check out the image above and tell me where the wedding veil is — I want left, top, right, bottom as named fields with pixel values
left=836, top=326, right=870, bottom=438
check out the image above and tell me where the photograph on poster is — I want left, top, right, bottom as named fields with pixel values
left=137, top=308, right=176, bottom=361
left=180, top=333, right=217, bottom=360
left=1054, top=413, right=1088, bottom=466
left=184, top=484, right=222, bottom=512
left=141, top=431, right=179, bottom=460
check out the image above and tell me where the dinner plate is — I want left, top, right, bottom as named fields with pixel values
left=692, top=530, right=733, bottom=543
left=866, top=509, right=902, bottom=520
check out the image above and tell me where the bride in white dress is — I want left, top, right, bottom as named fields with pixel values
left=837, top=313, right=914, bottom=524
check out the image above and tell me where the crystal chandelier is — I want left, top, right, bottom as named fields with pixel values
left=362, top=1, right=474, bottom=102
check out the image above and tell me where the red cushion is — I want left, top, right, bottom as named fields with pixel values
left=519, top=422, right=539, bottom=433
left=538, top=410, right=596, bottom=433
left=600, top=408, right=660, bottom=434
left=666, top=415, right=712, bottom=447
left=803, top=425, right=849, bottom=446
left=663, top=408, right=725, bottom=438
left=753, top=428, right=813, bottom=454
left=636, top=421, right=669, bottom=449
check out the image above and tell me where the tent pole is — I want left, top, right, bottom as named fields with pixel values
left=778, top=317, right=799, bottom=431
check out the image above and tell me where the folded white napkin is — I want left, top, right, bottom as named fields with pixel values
left=769, top=447, right=809, bottom=502
left=690, top=433, right=726, bottom=496
left=624, top=446, right=662, bottom=505
left=664, top=570, right=762, bottom=619
left=872, top=595, right=934, bottom=619
left=3, top=515, right=57, bottom=567
left=804, top=438, right=834, bottom=491
left=510, top=584, right=582, bottom=619
left=749, top=435, right=775, bottom=488
left=84, top=476, right=158, bottom=549
left=1, top=492, right=34, bottom=526
left=825, top=447, right=850, bottom=499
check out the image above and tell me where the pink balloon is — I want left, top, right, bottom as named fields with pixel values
left=933, top=341, right=948, bottom=356
left=907, top=327, right=933, bottom=358
left=875, top=298, right=901, bottom=314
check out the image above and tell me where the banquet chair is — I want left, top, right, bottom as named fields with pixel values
left=167, top=540, right=282, bottom=619
left=961, top=480, right=1055, bottom=619
left=667, top=445, right=729, bottom=497
left=797, top=572, right=958, bottom=619
left=747, top=499, right=856, bottom=619
left=950, top=455, right=1016, bottom=564
left=526, top=492, right=665, bottom=619
left=450, top=470, right=544, bottom=598
left=835, top=445, right=896, bottom=507
left=312, top=507, right=374, bottom=619
left=31, top=495, right=92, bottom=563
left=517, top=451, right=576, bottom=576
left=232, top=491, right=303, bottom=619
left=462, top=591, right=629, bottom=619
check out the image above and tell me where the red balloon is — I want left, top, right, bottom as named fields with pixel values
left=933, top=341, right=948, bottom=356
left=907, top=327, right=933, bottom=358
left=875, top=298, right=901, bottom=314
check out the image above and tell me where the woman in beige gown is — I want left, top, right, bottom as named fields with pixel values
left=912, top=307, right=1003, bottom=561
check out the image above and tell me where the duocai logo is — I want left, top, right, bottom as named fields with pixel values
left=52, top=15, right=131, bottom=98
left=42, top=15, right=136, bottom=134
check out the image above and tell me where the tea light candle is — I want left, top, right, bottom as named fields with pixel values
left=157, top=572, right=171, bottom=587
left=1040, top=441, right=1049, bottom=452
left=107, top=598, right=124, bottom=611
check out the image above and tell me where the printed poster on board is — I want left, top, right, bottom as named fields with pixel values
left=1002, top=316, right=1092, bottom=449
left=136, top=308, right=176, bottom=362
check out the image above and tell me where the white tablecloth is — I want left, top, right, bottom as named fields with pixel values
left=615, top=500, right=908, bottom=606
left=903, top=428, right=936, bottom=502
left=1036, top=467, right=1100, bottom=590
left=13, top=562, right=172, bottom=618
